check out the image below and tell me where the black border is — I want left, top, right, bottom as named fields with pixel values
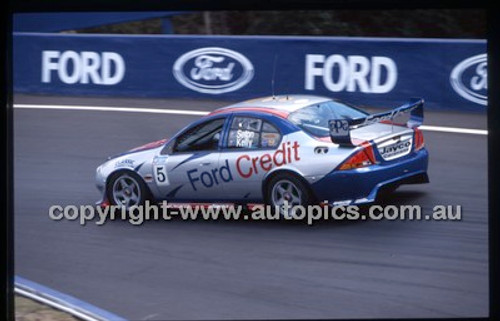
left=487, top=6, right=499, bottom=320
left=7, top=0, right=489, bottom=12
left=3, top=1, right=493, bottom=321
left=3, top=0, right=13, bottom=320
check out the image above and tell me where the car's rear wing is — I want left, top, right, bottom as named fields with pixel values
left=328, top=98, right=424, bottom=146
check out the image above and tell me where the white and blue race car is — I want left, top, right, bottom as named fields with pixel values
left=95, top=95, right=428, bottom=212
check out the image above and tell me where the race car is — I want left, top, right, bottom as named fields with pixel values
left=95, top=95, right=428, bottom=214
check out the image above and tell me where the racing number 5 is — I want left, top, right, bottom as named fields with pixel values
left=154, top=165, right=169, bottom=185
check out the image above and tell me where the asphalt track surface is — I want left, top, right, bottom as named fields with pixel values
left=14, top=94, right=488, bottom=320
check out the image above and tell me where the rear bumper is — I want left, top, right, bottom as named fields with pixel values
left=310, top=148, right=429, bottom=205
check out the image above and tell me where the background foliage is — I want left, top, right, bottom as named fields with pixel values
left=77, top=10, right=485, bottom=38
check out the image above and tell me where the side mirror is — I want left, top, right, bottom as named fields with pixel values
left=160, top=139, right=175, bottom=155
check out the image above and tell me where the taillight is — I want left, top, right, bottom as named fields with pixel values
left=338, top=143, right=377, bottom=170
left=414, top=128, right=425, bottom=151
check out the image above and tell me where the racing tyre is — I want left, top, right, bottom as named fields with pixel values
left=107, top=171, right=149, bottom=209
left=266, top=173, right=315, bottom=219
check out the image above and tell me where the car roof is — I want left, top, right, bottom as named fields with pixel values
left=210, top=95, right=332, bottom=118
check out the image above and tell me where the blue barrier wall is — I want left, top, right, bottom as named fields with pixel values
left=13, top=33, right=487, bottom=111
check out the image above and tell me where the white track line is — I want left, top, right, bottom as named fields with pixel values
left=13, top=103, right=487, bottom=136
left=14, top=103, right=209, bottom=116
left=420, top=125, right=487, bottom=135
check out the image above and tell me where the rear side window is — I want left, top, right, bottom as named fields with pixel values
left=261, top=122, right=281, bottom=148
left=227, top=116, right=281, bottom=149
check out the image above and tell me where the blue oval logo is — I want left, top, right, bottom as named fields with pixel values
left=173, top=47, right=254, bottom=94
left=450, top=54, right=487, bottom=106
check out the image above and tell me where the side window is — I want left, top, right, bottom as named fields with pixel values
left=261, top=121, right=281, bottom=148
left=173, top=118, right=225, bottom=153
left=227, top=116, right=281, bottom=149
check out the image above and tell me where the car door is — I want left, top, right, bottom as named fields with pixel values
left=219, top=115, right=283, bottom=202
left=154, top=117, right=228, bottom=202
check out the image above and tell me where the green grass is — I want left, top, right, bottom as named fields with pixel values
left=15, top=295, right=77, bottom=321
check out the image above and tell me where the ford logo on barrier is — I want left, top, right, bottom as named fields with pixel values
left=173, top=47, right=254, bottom=94
left=450, top=53, right=487, bottom=106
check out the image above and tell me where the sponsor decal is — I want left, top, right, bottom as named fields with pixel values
left=450, top=54, right=487, bottom=106
left=236, top=141, right=300, bottom=179
left=330, top=119, right=350, bottom=137
left=261, top=133, right=279, bottom=148
left=378, top=138, right=412, bottom=161
left=114, top=159, right=135, bottom=168
left=42, top=50, right=125, bottom=85
left=173, top=47, right=254, bottom=94
left=185, top=141, right=300, bottom=190
left=305, top=54, right=397, bottom=94
left=153, top=156, right=168, bottom=164
left=187, top=159, right=233, bottom=191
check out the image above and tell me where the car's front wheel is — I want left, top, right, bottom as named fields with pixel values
left=107, top=171, right=148, bottom=209
left=266, top=173, right=315, bottom=219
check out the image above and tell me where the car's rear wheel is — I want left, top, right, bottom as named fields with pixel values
left=107, top=171, right=148, bottom=209
left=266, top=173, right=315, bottom=219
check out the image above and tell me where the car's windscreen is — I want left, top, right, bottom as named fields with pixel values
left=288, top=100, right=368, bottom=137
